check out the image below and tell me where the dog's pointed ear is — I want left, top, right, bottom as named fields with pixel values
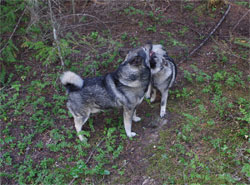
left=118, top=49, right=128, bottom=58
left=144, top=42, right=153, bottom=53
left=130, top=56, right=143, bottom=67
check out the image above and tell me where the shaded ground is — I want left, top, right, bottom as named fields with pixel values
left=1, top=0, right=249, bottom=184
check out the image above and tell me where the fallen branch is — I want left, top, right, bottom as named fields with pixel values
left=178, top=4, right=231, bottom=65
left=232, top=9, right=250, bottom=32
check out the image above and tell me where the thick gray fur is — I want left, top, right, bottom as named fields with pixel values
left=146, top=44, right=177, bottom=118
left=61, top=44, right=152, bottom=141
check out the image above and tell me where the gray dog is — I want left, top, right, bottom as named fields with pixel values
left=146, top=44, right=177, bottom=117
left=60, top=44, right=152, bottom=140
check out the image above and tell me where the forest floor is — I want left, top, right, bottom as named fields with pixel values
left=1, top=1, right=249, bottom=184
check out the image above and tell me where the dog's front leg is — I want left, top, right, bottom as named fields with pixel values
left=150, top=88, right=157, bottom=102
left=145, top=83, right=152, bottom=99
left=133, top=110, right=141, bottom=122
left=160, top=90, right=169, bottom=118
left=123, top=107, right=136, bottom=137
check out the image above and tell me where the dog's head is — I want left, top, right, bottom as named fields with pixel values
left=123, top=43, right=152, bottom=69
left=149, top=44, right=168, bottom=74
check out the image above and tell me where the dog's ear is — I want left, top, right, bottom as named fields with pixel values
left=118, top=49, right=128, bottom=58
left=162, top=57, right=170, bottom=67
left=130, top=56, right=143, bottom=67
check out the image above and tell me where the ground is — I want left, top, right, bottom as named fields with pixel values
left=1, top=0, right=249, bottom=184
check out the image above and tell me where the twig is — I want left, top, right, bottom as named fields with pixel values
left=68, top=177, right=76, bottom=185
left=172, top=21, right=202, bottom=37
left=85, top=138, right=105, bottom=164
left=68, top=139, right=105, bottom=185
left=178, top=4, right=231, bottom=65
left=92, top=0, right=108, bottom=5
left=232, top=9, right=250, bottom=32
left=48, top=0, right=64, bottom=66
left=211, top=37, right=249, bottom=61
left=0, top=7, right=27, bottom=54
left=59, top=13, right=111, bottom=33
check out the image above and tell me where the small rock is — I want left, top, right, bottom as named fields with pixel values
left=142, top=177, right=156, bottom=185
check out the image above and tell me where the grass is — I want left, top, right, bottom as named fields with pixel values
left=1, top=1, right=249, bottom=184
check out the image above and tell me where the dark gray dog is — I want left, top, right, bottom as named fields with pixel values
left=60, top=44, right=152, bottom=141
left=146, top=44, right=177, bottom=118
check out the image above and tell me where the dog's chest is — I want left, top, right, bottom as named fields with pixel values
left=153, top=66, right=172, bottom=84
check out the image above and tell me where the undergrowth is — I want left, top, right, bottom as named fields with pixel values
left=1, top=1, right=249, bottom=184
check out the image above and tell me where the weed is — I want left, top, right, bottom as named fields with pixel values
left=1, top=1, right=249, bottom=184
left=146, top=25, right=157, bottom=32
left=183, top=3, right=194, bottom=11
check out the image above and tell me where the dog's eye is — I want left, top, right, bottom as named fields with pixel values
left=130, top=56, right=143, bottom=66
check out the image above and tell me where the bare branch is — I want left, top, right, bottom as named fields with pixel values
left=48, top=0, right=64, bottom=66
left=0, top=6, right=27, bottom=54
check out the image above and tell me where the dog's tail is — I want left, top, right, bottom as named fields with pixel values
left=60, top=71, right=84, bottom=92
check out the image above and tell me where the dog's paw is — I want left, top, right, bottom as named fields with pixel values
left=145, top=93, right=151, bottom=99
left=133, top=116, right=141, bottom=122
left=150, top=97, right=156, bottom=103
left=78, top=135, right=84, bottom=141
left=160, top=110, right=166, bottom=118
left=127, top=132, right=136, bottom=137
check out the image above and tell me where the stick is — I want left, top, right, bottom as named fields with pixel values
left=0, top=7, right=27, bottom=54
left=178, top=4, right=231, bottom=65
left=68, top=139, right=105, bottom=185
left=85, top=139, right=105, bottom=164
left=232, top=9, right=250, bottom=32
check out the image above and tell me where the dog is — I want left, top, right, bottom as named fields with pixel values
left=60, top=44, right=152, bottom=141
left=146, top=44, right=177, bottom=118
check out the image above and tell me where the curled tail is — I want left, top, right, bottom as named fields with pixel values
left=60, top=71, right=84, bottom=92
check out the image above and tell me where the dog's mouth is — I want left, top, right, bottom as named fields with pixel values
left=150, top=51, right=155, bottom=57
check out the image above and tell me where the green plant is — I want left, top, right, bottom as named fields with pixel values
left=183, top=3, right=194, bottom=11
left=179, top=26, right=189, bottom=36
left=124, top=6, right=144, bottom=16
left=146, top=25, right=157, bottom=32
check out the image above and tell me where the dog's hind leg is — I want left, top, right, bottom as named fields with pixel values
left=133, top=110, right=141, bottom=122
left=160, top=90, right=169, bottom=118
left=73, top=115, right=89, bottom=141
left=123, top=107, right=136, bottom=137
